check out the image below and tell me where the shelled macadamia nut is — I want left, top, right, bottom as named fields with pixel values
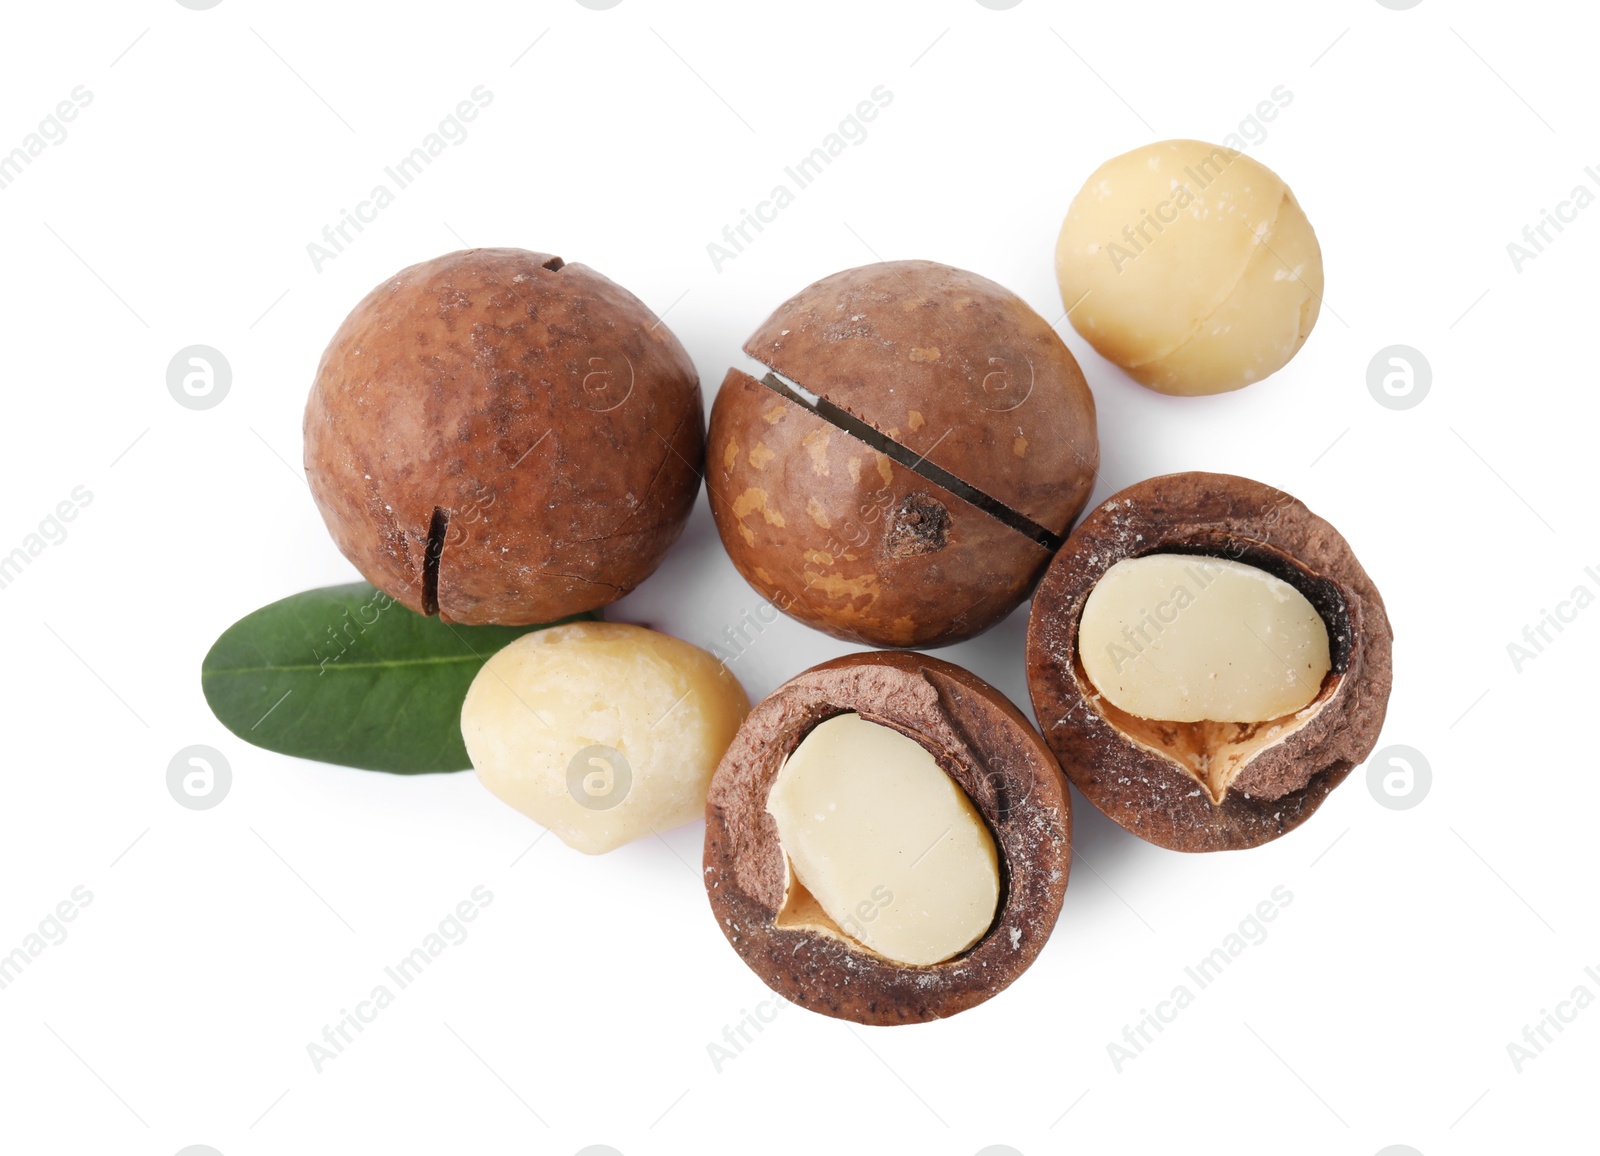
left=1026, top=473, right=1391, bottom=852
left=462, top=622, right=749, bottom=854
left=1078, top=554, right=1332, bottom=723
left=708, top=260, right=1098, bottom=649
left=766, top=712, right=1000, bottom=967
left=1056, top=140, right=1323, bottom=395
left=704, top=652, right=1071, bottom=1025
left=305, top=248, right=704, bottom=626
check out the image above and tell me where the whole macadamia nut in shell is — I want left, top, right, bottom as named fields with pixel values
left=304, top=248, right=704, bottom=625
left=708, top=261, right=1098, bottom=648
left=1056, top=140, right=1323, bottom=395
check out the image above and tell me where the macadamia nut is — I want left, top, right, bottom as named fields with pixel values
left=304, top=248, right=704, bottom=626
left=709, top=260, right=1098, bottom=648
left=766, top=713, right=1000, bottom=967
left=1078, top=554, right=1331, bottom=723
left=461, top=622, right=749, bottom=854
left=1056, top=140, right=1323, bottom=395
left=1027, top=473, right=1393, bottom=852
left=705, top=653, right=1069, bottom=1023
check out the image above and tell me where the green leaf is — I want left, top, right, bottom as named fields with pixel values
left=201, top=583, right=592, bottom=773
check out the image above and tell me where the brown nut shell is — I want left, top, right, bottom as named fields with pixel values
left=710, top=261, right=1098, bottom=648
left=707, top=368, right=1050, bottom=648
left=703, top=651, right=1071, bottom=1025
left=746, top=261, right=1098, bottom=534
left=304, top=248, right=703, bottom=625
left=1025, top=472, right=1393, bottom=852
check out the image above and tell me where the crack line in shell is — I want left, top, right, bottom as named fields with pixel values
left=753, top=365, right=1064, bottom=551
left=422, top=507, right=450, bottom=617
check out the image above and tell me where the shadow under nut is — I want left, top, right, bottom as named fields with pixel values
left=703, top=651, right=1071, bottom=1025
left=1025, top=472, right=1393, bottom=852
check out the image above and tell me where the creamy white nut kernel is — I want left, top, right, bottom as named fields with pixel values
left=1056, top=139, right=1323, bottom=395
left=1079, top=554, right=1331, bottom=722
left=766, top=713, right=999, bottom=967
left=462, top=622, right=749, bottom=854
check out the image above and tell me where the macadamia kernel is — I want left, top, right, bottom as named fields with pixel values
left=461, top=622, right=749, bottom=854
left=1056, top=140, right=1323, bottom=395
left=766, top=713, right=999, bottom=967
left=1079, top=554, right=1331, bottom=723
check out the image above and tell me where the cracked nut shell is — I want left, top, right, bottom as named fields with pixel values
left=1025, top=472, right=1393, bottom=852
left=703, top=651, right=1071, bottom=1025
left=304, top=248, right=703, bottom=625
left=707, top=260, right=1098, bottom=648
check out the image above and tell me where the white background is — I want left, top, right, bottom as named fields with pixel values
left=1, top=1, right=1595, bottom=1154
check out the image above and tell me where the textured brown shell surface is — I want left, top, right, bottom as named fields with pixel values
left=1025, top=472, right=1394, bottom=852
left=707, top=368, right=1049, bottom=648
left=744, top=261, right=1098, bottom=535
left=304, top=248, right=704, bottom=625
left=703, top=651, right=1071, bottom=1025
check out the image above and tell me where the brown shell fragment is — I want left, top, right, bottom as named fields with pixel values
left=304, top=248, right=703, bottom=625
left=703, top=651, right=1071, bottom=1025
left=1025, top=472, right=1393, bottom=852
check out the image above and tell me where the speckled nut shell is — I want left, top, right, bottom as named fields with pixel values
left=707, top=260, right=1098, bottom=648
left=304, top=248, right=703, bottom=625
left=1025, top=472, right=1393, bottom=852
left=704, top=651, right=1071, bottom=1025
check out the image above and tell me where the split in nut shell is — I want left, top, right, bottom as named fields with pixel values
left=708, top=260, right=1099, bottom=649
